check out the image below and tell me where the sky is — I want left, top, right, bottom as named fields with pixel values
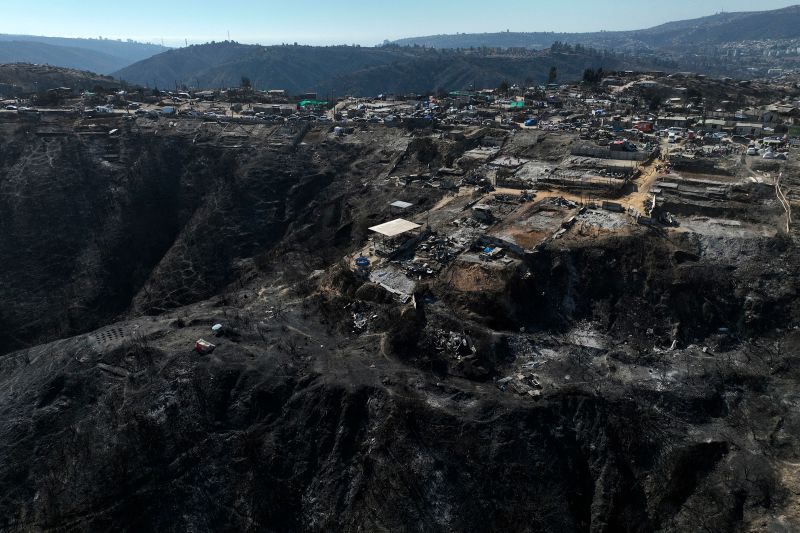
left=1, top=0, right=798, bottom=47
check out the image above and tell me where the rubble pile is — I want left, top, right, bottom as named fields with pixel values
left=432, top=329, right=476, bottom=358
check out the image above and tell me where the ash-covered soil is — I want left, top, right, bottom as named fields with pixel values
left=0, top=116, right=799, bottom=532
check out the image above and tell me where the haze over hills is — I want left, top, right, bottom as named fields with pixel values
left=0, top=41, right=127, bottom=75
left=0, top=34, right=168, bottom=74
left=107, top=5, right=800, bottom=96
left=1, top=5, right=799, bottom=94
left=390, top=5, right=800, bottom=50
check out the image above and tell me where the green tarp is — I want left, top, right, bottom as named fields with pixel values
left=298, top=100, right=329, bottom=107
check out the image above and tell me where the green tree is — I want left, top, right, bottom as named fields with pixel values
left=649, top=94, right=663, bottom=112
left=583, top=68, right=605, bottom=85
left=548, top=66, right=558, bottom=84
left=497, top=80, right=510, bottom=95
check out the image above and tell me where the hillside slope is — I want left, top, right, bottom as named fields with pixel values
left=326, top=52, right=666, bottom=95
left=392, top=5, right=800, bottom=50
left=114, top=43, right=422, bottom=92
left=0, top=115, right=798, bottom=531
left=114, top=42, right=670, bottom=95
left=0, top=34, right=168, bottom=73
left=0, top=63, right=118, bottom=94
left=0, top=41, right=123, bottom=75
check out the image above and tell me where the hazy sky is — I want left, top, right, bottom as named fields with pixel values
left=1, top=0, right=798, bottom=47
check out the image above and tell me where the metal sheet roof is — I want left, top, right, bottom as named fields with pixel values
left=390, top=200, right=413, bottom=209
left=368, top=218, right=421, bottom=237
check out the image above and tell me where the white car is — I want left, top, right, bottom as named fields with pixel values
left=746, top=146, right=758, bottom=156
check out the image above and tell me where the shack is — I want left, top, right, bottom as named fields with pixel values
left=389, top=200, right=413, bottom=215
left=735, top=123, right=764, bottom=136
left=368, top=218, right=422, bottom=255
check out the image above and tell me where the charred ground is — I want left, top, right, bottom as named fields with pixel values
left=0, top=111, right=799, bottom=532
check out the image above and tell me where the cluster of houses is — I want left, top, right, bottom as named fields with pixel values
left=3, top=68, right=799, bottom=148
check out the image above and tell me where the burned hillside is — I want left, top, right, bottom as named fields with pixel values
left=0, top=85, right=799, bottom=532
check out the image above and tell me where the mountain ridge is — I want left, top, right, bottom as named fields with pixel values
left=113, top=42, right=666, bottom=95
left=390, top=5, right=800, bottom=50
left=0, top=34, right=169, bottom=74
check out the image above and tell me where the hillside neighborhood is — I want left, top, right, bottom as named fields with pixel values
left=1, top=3, right=800, bottom=532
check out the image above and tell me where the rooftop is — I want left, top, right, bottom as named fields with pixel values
left=368, top=218, right=421, bottom=237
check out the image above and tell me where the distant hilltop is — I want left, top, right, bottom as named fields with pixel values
left=390, top=5, right=800, bottom=51
left=112, top=42, right=672, bottom=96
left=0, top=34, right=169, bottom=74
left=3, top=5, right=800, bottom=93
left=0, top=63, right=119, bottom=94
